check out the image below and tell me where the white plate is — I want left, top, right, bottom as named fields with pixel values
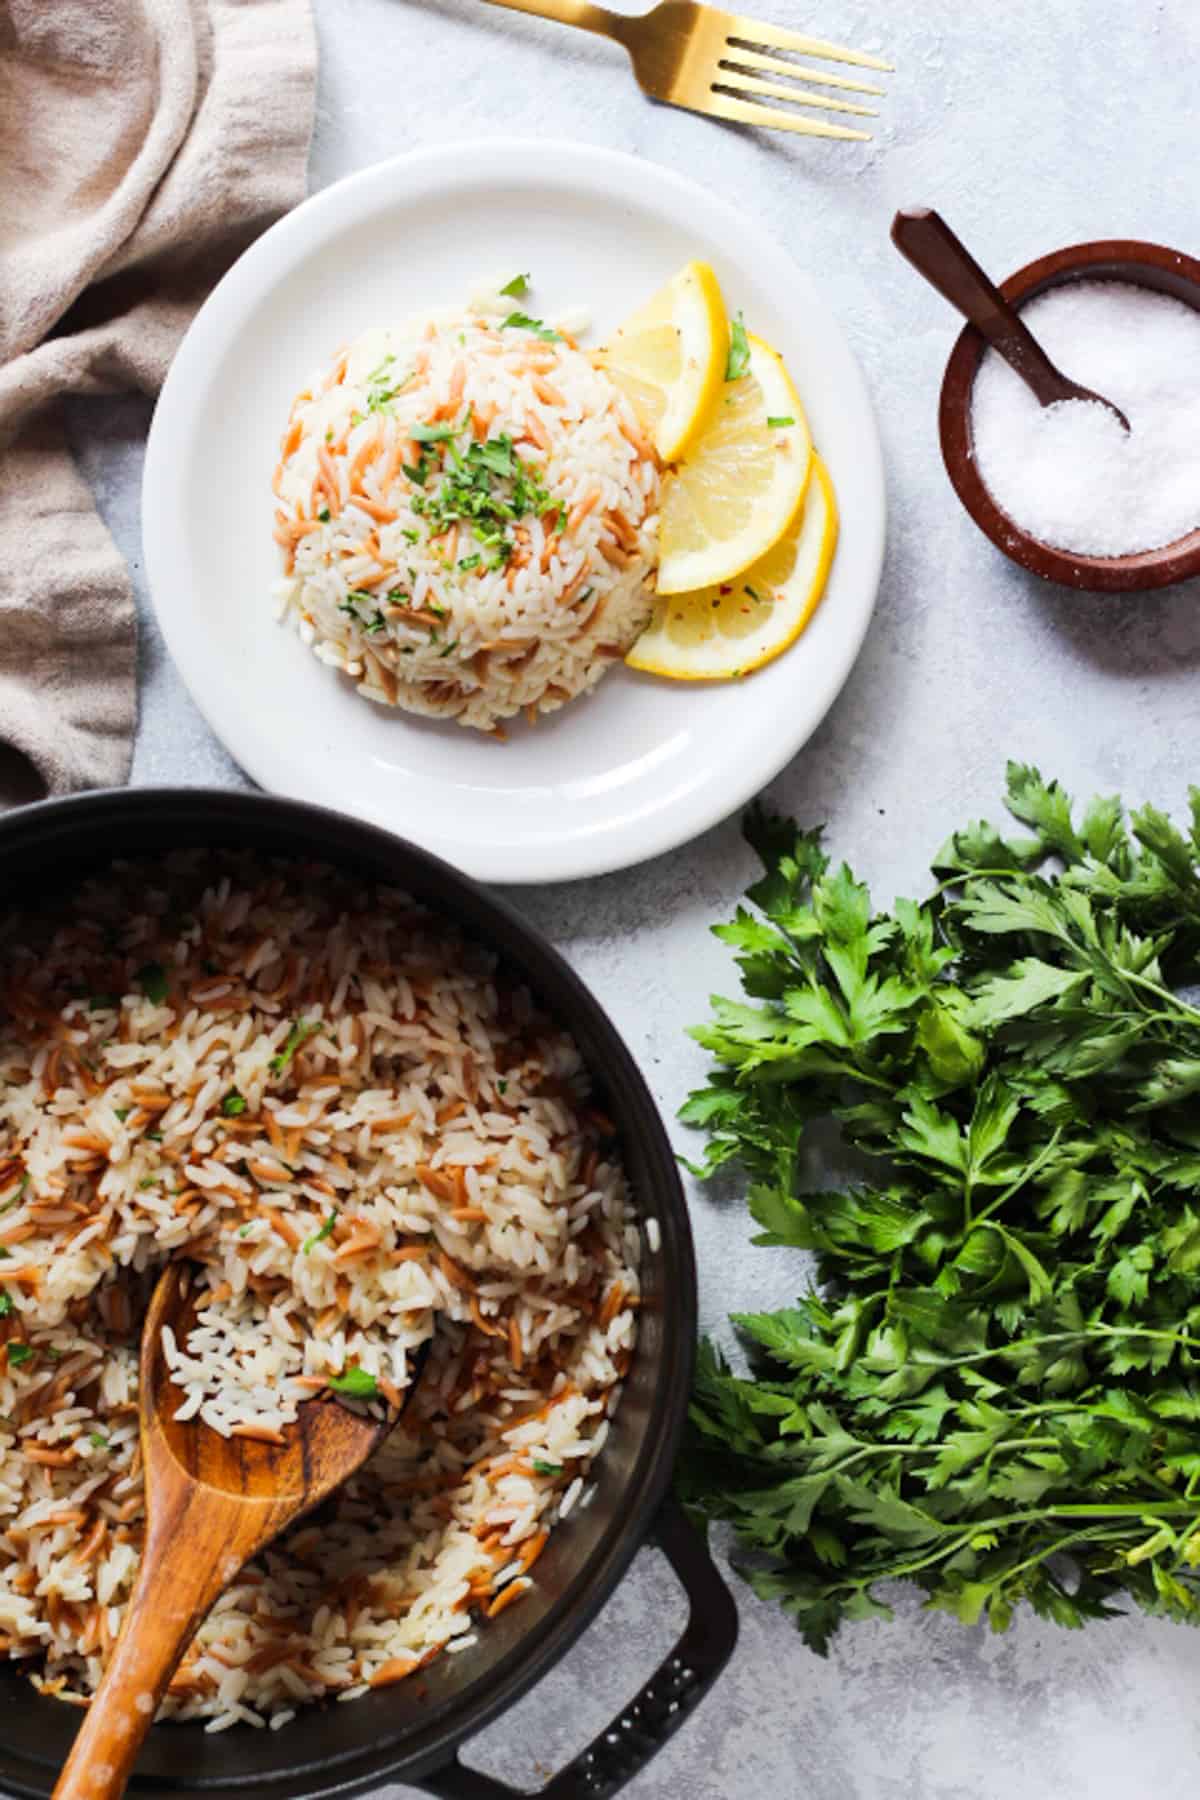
left=143, top=140, right=885, bottom=885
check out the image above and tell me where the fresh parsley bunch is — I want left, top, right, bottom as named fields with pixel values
left=678, top=765, right=1200, bottom=1652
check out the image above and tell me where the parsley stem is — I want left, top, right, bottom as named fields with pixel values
left=841, top=1504, right=1200, bottom=1591
left=1121, top=965, right=1200, bottom=1024
left=966, top=1127, right=1063, bottom=1230
left=994, top=1521, right=1150, bottom=1588
left=846, top=1519, right=1151, bottom=1594
left=884, top=1323, right=1200, bottom=1374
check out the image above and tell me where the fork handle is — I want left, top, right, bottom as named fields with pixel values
left=481, top=0, right=627, bottom=44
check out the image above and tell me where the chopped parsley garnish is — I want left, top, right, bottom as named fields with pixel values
left=139, top=962, right=169, bottom=1004
left=457, top=553, right=482, bottom=572
left=393, top=422, right=552, bottom=568
left=89, top=1432, right=109, bottom=1449
left=531, top=1458, right=562, bottom=1476
left=766, top=415, right=795, bottom=428
left=410, top=422, right=458, bottom=444
left=365, top=354, right=404, bottom=414
left=327, top=1365, right=378, bottom=1397
left=221, top=1091, right=247, bottom=1117
left=239, top=1224, right=252, bottom=1238
left=744, top=584, right=764, bottom=602
left=436, top=436, right=547, bottom=532
left=401, top=527, right=421, bottom=544
left=270, top=1018, right=321, bottom=1077
left=138, top=1178, right=157, bottom=1190
left=501, top=311, right=562, bottom=344
left=500, top=273, right=531, bottom=297
left=496, top=1080, right=508, bottom=1096
left=725, top=312, right=750, bottom=382
left=578, top=588, right=594, bottom=604
left=317, top=505, right=331, bottom=523
left=438, top=640, right=459, bottom=658
left=0, top=1296, right=12, bottom=1318
left=0, top=1249, right=10, bottom=1261
left=145, top=1130, right=163, bottom=1143
left=114, top=1108, right=130, bottom=1123
left=7, top=1344, right=32, bottom=1366
left=338, top=596, right=387, bottom=634
left=302, top=1209, right=338, bottom=1255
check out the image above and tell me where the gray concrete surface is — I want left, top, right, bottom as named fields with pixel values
left=74, top=0, right=1200, bottom=1792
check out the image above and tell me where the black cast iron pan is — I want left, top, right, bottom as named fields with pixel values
left=0, top=788, right=736, bottom=1800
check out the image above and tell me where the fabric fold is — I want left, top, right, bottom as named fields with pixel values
left=0, top=0, right=318, bottom=805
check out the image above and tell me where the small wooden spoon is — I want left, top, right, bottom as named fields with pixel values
left=891, top=206, right=1131, bottom=431
left=53, top=1264, right=419, bottom=1800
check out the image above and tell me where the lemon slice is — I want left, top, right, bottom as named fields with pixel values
left=628, top=455, right=837, bottom=681
left=656, top=331, right=813, bottom=596
left=600, top=262, right=728, bottom=463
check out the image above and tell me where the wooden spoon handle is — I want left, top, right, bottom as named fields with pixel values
left=891, top=206, right=1071, bottom=406
left=52, top=1487, right=248, bottom=1800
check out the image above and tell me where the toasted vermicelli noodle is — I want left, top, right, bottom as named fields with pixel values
left=271, top=285, right=661, bottom=732
left=0, top=854, right=637, bottom=1725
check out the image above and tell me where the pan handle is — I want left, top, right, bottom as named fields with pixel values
left=415, top=1495, right=737, bottom=1800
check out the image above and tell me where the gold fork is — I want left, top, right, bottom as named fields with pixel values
left=481, top=0, right=890, bottom=140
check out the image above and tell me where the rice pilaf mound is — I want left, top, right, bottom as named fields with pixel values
left=0, top=854, right=637, bottom=1726
left=272, top=290, right=661, bottom=731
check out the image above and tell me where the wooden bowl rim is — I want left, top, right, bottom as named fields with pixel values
left=938, top=237, right=1200, bottom=592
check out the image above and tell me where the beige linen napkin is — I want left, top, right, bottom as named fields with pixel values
left=0, top=0, right=317, bottom=805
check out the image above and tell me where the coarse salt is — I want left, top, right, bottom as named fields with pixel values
left=969, top=280, right=1200, bottom=557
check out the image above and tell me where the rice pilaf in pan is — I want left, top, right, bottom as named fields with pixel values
left=0, top=853, right=638, bottom=1728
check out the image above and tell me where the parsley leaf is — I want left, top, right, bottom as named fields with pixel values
left=270, top=1018, right=321, bottom=1077
left=137, top=963, right=168, bottom=1007
left=327, top=1366, right=378, bottom=1397
left=725, top=312, right=750, bottom=381
left=221, top=1091, right=247, bottom=1117
left=501, top=311, right=562, bottom=343
left=500, top=273, right=531, bottom=297
left=680, top=767, right=1200, bottom=1655
left=302, top=1209, right=338, bottom=1255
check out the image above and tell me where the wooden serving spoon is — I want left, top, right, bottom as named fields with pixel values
left=53, top=1263, right=420, bottom=1800
left=891, top=206, right=1131, bottom=432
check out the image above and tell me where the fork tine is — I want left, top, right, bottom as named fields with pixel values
left=714, top=72, right=875, bottom=118
left=718, top=47, right=885, bottom=97
left=725, top=15, right=892, bottom=72
left=699, top=89, right=871, bottom=141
